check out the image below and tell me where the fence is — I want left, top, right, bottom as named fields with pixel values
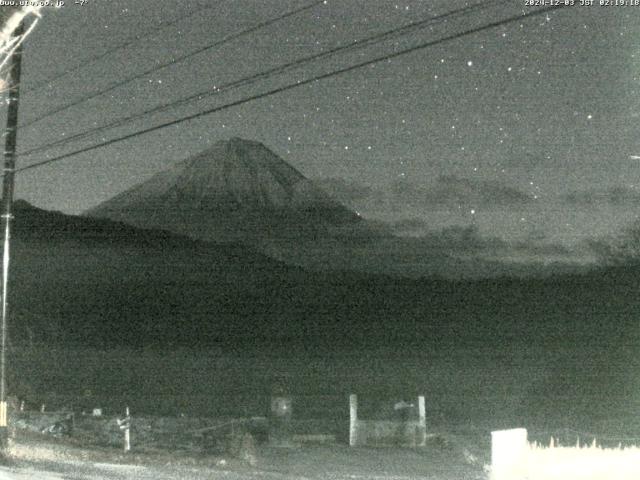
left=11, top=392, right=433, bottom=452
left=349, top=394, right=427, bottom=447
left=12, top=409, right=267, bottom=454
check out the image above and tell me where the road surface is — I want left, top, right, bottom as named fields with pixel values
left=0, top=433, right=486, bottom=479
left=0, top=459, right=295, bottom=480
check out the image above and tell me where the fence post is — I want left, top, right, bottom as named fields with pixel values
left=349, top=394, right=358, bottom=447
left=417, top=395, right=426, bottom=446
left=491, top=428, right=528, bottom=480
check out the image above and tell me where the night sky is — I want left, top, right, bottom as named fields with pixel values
left=7, top=0, right=640, bottom=259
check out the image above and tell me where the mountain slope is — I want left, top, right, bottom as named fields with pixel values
left=9, top=201, right=640, bottom=349
left=85, top=137, right=361, bottom=244
left=9, top=200, right=307, bottom=345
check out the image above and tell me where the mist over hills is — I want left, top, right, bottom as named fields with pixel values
left=314, top=174, right=533, bottom=213
left=84, top=137, right=599, bottom=277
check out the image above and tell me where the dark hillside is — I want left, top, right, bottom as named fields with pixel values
left=8, top=200, right=640, bottom=354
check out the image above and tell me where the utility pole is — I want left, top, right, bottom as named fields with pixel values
left=0, top=20, right=24, bottom=450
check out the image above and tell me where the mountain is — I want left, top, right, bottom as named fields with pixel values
left=85, top=137, right=361, bottom=244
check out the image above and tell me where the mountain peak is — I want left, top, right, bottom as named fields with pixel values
left=182, top=137, right=306, bottom=199
left=210, top=136, right=271, bottom=158
left=86, top=138, right=360, bottom=243
left=227, top=136, right=259, bottom=146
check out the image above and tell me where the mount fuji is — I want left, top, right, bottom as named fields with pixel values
left=85, top=137, right=362, bottom=245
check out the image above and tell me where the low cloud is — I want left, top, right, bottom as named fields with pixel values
left=586, top=219, right=640, bottom=265
left=563, top=185, right=640, bottom=206
left=312, top=177, right=375, bottom=206
left=409, top=224, right=509, bottom=253
left=315, top=175, right=534, bottom=217
left=391, top=175, right=533, bottom=209
left=312, top=176, right=601, bottom=275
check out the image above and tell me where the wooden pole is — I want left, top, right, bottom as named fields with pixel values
left=349, top=394, right=358, bottom=447
left=0, top=20, right=24, bottom=450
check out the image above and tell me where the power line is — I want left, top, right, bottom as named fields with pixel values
left=15, top=4, right=570, bottom=176
left=18, top=0, right=326, bottom=130
left=27, top=3, right=219, bottom=91
left=18, top=0, right=509, bottom=158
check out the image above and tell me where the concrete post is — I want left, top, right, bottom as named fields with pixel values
left=123, top=407, right=131, bottom=453
left=349, top=394, right=358, bottom=447
left=417, top=395, right=426, bottom=446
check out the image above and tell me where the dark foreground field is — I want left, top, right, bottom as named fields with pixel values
left=8, top=342, right=640, bottom=443
left=7, top=201, right=640, bottom=438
